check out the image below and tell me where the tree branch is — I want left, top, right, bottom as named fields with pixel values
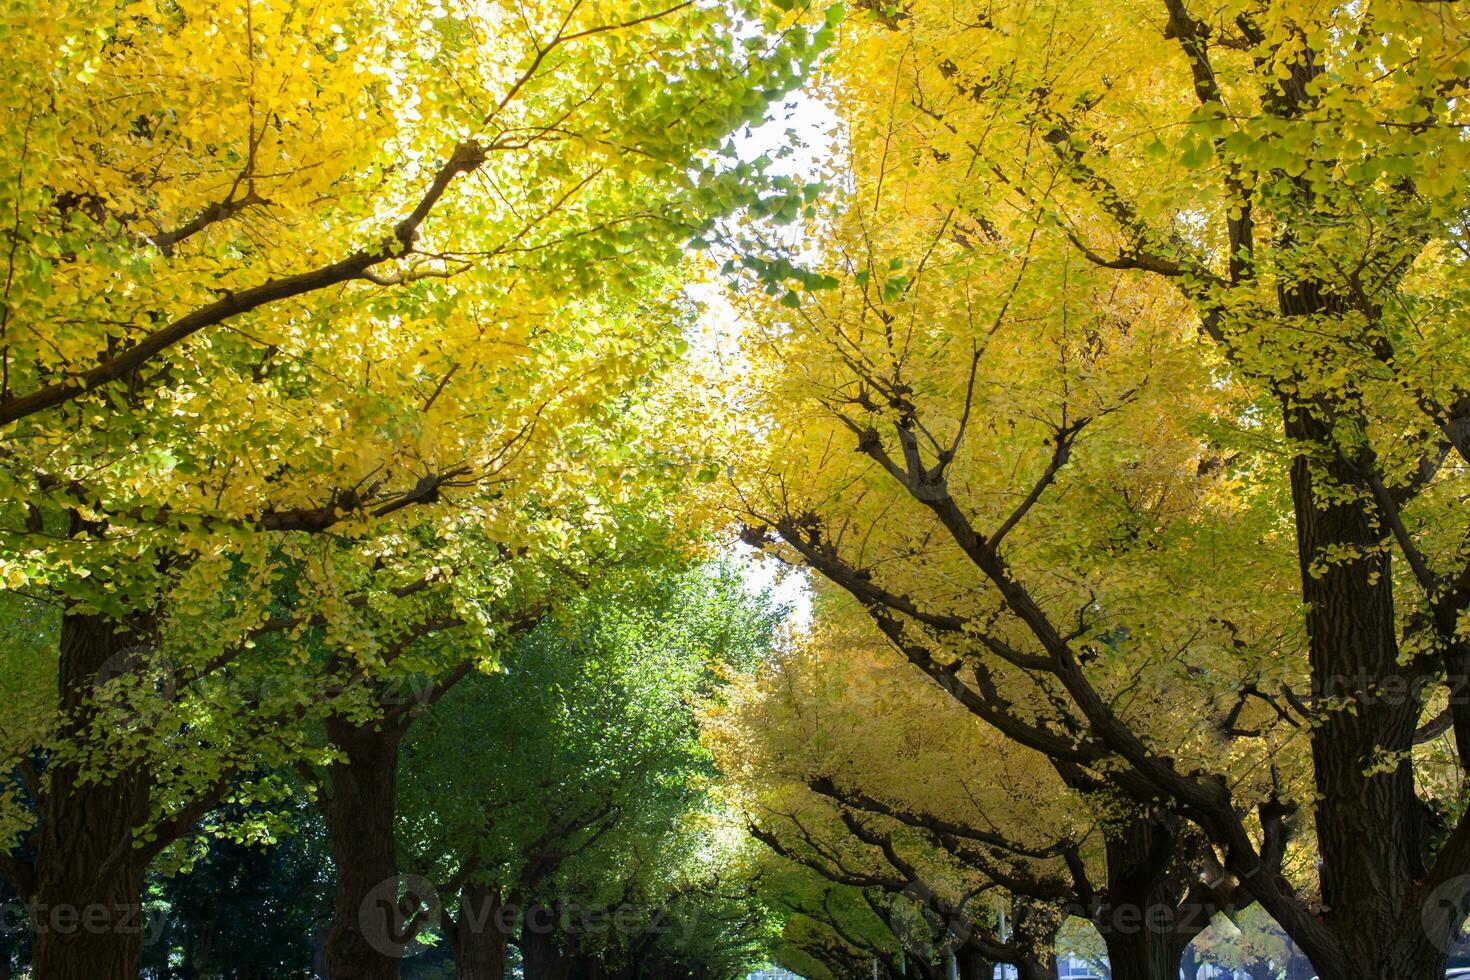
left=0, top=142, right=487, bottom=427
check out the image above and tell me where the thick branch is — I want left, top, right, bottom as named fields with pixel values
left=0, top=142, right=486, bottom=427
left=808, top=776, right=1071, bottom=861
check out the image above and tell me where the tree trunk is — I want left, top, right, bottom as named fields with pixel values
left=179, top=907, right=215, bottom=979
left=1179, top=945, right=1200, bottom=980
left=897, top=950, right=946, bottom=980
left=1282, top=393, right=1443, bottom=980
left=30, top=610, right=154, bottom=980
left=522, top=905, right=573, bottom=980
left=1009, top=899, right=1060, bottom=980
left=956, top=945, right=993, bottom=980
left=323, top=713, right=409, bottom=980
left=445, top=883, right=510, bottom=980
left=1099, top=930, right=1182, bottom=980
left=1284, top=944, right=1317, bottom=980
left=1093, top=813, right=1188, bottom=980
left=567, top=953, right=603, bottom=979
left=1013, top=956, right=1058, bottom=980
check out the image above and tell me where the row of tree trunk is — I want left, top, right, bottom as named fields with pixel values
left=10, top=615, right=462, bottom=980
left=8, top=610, right=1325, bottom=980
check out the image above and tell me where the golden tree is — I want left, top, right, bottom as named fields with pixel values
left=715, top=1, right=1470, bottom=977
left=0, top=0, right=827, bottom=976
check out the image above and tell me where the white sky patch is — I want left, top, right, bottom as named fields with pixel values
left=733, top=89, right=840, bottom=181
left=686, top=85, right=839, bottom=352
left=692, top=90, right=836, bottom=640
left=734, top=541, right=813, bottom=634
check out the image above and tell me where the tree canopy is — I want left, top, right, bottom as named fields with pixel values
left=2, top=1, right=1469, bottom=979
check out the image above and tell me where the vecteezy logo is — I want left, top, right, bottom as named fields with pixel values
left=92, top=644, right=178, bottom=731
left=359, top=874, right=440, bottom=958
left=887, top=879, right=971, bottom=963
left=1422, top=874, right=1470, bottom=954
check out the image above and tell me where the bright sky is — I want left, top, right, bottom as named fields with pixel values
left=705, top=91, right=837, bottom=635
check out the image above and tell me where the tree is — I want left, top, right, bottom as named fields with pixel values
left=709, top=621, right=1270, bottom=980
left=716, top=0, right=1470, bottom=975
left=141, top=798, right=333, bottom=980
left=396, top=561, right=785, bottom=980
left=0, top=0, right=827, bottom=975
left=764, top=867, right=926, bottom=980
left=706, top=628, right=1084, bottom=979
left=1190, top=905, right=1295, bottom=980
left=720, top=186, right=1290, bottom=976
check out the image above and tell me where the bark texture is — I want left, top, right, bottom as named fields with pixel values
left=30, top=611, right=154, bottom=980
left=323, top=715, right=410, bottom=980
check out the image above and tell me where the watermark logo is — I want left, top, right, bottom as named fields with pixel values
left=887, top=879, right=970, bottom=961
left=357, top=877, right=696, bottom=958
left=1422, top=875, right=1470, bottom=954
left=0, top=900, right=168, bottom=946
left=93, top=644, right=178, bottom=707
left=359, top=874, right=440, bottom=959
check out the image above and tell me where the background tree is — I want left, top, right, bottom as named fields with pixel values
left=396, top=561, right=786, bottom=980
left=141, top=798, right=333, bottom=980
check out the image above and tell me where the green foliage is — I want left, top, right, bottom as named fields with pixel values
left=398, top=560, right=788, bottom=973
left=142, top=801, right=334, bottom=979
